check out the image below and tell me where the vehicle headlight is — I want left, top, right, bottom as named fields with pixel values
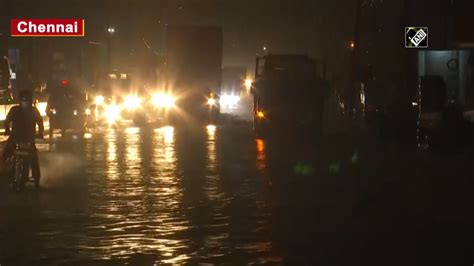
left=220, top=94, right=240, bottom=107
left=104, top=104, right=121, bottom=124
left=245, top=79, right=253, bottom=90
left=95, top=95, right=105, bottom=105
left=36, top=102, right=48, bottom=117
left=152, top=93, right=175, bottom=108
left=207, top=98, right=217, bottom=106
left=124, top=95, right=141, bottom=110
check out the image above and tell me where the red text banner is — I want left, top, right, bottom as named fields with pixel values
left=11, top=19, right=85, bottom=37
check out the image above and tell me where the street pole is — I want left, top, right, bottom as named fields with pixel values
left=350, top=0, right=363, bottom=113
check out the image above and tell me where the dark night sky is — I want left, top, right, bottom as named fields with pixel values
left=157, top=0, right=356, bottom=74
left=1, top=0, right=356, bottom=77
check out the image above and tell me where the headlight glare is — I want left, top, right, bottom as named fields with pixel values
left=95, top=95, right=105, bottom=105
left=124, top=95, right=141, bottom=110
left=104, top=104, right=121, bottom=124
left=207, top=98, right=216, bottom=106
left=152, top=93, right=175, bottom=108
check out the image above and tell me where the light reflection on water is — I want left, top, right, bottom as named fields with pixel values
left=256, top=139, right=267, bottom=172
left=82, top=126, right=191, bottom=263
left=203, top=125, right=231, bottom=255
left=125, top=127, right=141, bottom=178
left=1, top=125, right=280, bottom=264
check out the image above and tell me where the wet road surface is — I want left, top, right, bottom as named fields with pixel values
left=0, top=123, right=472, bottom=265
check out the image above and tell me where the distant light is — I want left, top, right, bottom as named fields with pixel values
left=220, top=94, right=240, bottom=107
left=120, top=73, right=127, bottom=79
left=412, top=102, right=419, bottom=107
left=124, top=95, right=141, bottom=110
left=104, top=104, right=121, bottom=124
left=349, top=41, right=355, bottom=49
left=263, top=46, right=267, bottom=51
left=85, top=108, right=92, bottom=115
left=207, top=98, right=216, bottom=106
left=257, top=111, right=265, bottom=118
left=60, top=79, right=69, bottom=86
left=36, top=102, right=47, bottom=117
left=152, top=93, right=175, bottom=108
left=95, top=95, right=105, bottom=105
left=107, top=27, right=115, bottom=34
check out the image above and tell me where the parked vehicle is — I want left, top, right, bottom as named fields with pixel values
left=252, top=54, right=328, bottom=138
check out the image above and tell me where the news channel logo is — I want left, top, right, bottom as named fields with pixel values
left=405, top=27, right=428, bottom=48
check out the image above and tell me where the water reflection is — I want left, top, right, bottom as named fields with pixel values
left=125, top=127, right=141, bottom=178
left=78, top=127, right=190, bottom=263
left=206, top=125, right=231, bottom=255
left=3, top=125, right=282, bottom=264
left=155, top=126, right=175, bottom=164
left=106, top=129, right=119, bottom=179
left=206, top=125, right=217, bottom=173
left=206, top=124, right=216, bottom=141
left=256, top=139, right=267, bottom=173
left=152, top=126, right=189, bottom=263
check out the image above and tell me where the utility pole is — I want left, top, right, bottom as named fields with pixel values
left=350, top=0, right=363, bottom=112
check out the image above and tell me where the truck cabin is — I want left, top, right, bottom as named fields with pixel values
left=106, top=71, right=132, bottom=96
left=253, top=55, right=328, bottom=118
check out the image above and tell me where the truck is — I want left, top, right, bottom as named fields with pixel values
left=351, top=0, right=474, bottom=148
left=46, top=80, right=88, bottom=137
left=159, top=25, right=223, bottom=126
left=251, top=54, right=329, bottom=138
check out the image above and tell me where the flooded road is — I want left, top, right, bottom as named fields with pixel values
left=0, top=125, right=281, bottom=265
left=0, top=124, right=472, bottom=265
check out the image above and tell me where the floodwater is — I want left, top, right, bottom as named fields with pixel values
left=0, top=124, right=472, bottom=265
left=0, top=125, right=281, bottom=265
